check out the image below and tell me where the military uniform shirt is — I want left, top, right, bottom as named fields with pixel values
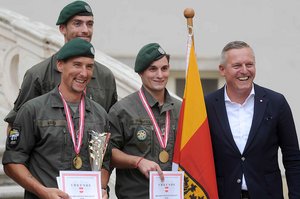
left=4, top=54, right=117, bottom=124
left=2, top=86, right=109, bottom=199
left=108, top=86, right=181, bottom=199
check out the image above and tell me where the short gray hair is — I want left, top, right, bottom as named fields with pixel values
left=220, top=41, right=255, bottom=65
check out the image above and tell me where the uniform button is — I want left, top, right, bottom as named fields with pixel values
left=237, top=179, right=241, bottom=183
left=241, top=157, right=245, bottom=161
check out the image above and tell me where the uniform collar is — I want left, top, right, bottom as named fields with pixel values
left=50, top=86, right=92, bottom=112
left=141, top=86, right=175, bottom=112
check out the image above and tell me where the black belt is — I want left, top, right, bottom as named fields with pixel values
left=241, top=190, right=250, bottom=199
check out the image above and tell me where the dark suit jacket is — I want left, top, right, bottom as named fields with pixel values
left=205, top=84, right=300, bottom=199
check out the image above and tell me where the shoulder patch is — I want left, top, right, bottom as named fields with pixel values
left=8, top=128, right=20, bottom=147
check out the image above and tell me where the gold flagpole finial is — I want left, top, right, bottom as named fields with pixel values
left=184, top=8, right=195, bottom=19
left=184, top=8, right=195, bottom=41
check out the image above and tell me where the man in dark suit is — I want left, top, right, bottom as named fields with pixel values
left=205, top=41, right=300, bottom=199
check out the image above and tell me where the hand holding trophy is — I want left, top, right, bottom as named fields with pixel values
left=89, top=130, right=111, bottom=171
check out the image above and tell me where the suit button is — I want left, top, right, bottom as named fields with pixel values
left=241, top=157, right=245, bottom=161
left=237, top=179, right=241, bottom=183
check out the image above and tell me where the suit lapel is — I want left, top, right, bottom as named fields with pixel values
left=213, top=87, right=240, bottom=153
left=244, top=84, right=268, bottom=153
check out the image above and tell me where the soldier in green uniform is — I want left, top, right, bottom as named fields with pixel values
left=106, top=43, right=181, bottom=198
left=4, top=1, right=117, bottom=132
left=2, top=38, right=109, bottom=199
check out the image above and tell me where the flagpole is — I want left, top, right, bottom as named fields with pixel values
left=173, top=8, right=219, bottom=199
left=184, top=8, right=195, bottom=43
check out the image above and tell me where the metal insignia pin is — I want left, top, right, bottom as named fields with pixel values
left=158, top=47, right=165, bottom=55
left=85, top=5, right=92, bottom=13
left=137, top=129, right=147, bottom=141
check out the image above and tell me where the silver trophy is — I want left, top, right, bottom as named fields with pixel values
left=89, top=130, right=111, bottom=171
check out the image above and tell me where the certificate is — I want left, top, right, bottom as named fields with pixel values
left=57, top=171, right=102, bottom=199
left=149, top=171, right=184, bottom=199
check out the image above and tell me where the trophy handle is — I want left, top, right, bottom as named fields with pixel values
left=102, top=132, right=111, bottom=162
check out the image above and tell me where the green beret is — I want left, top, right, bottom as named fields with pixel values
left=134, top=43, right=167, bottom=73
left=56, top=1, right=93, bottom=25
left=56, top=38, right=95, bottom=60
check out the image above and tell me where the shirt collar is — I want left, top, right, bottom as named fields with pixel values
left=224, top=84, right=255, bottom=104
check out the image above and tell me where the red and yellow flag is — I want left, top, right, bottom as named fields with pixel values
left=172, top=36, right=218, bottom=199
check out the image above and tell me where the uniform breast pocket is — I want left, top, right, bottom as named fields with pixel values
left=165, top=125, right=176, bottom=155
left=86, top=87, right=105, bottom=104
left=41, top=81, right=56, bottom=94
left=131, top=123, right=153, bottom=154
left=36, top=119, right=66, bottom=145
left=85, top=120, right=107, bottom=134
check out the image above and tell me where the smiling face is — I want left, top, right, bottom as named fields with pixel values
left=139, top=56, right=170, bottom=96
left=220, top=47, right=256, bottom=99
left=57, top=56, right=94, bottom=102
left=59, top=15, right=94, bottom=42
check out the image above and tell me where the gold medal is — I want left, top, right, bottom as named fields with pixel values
left=60, top=92, right=85, bottom=171
left=159, top=150, right=169, bottom=163
left=73, top=155, right=83, bottom=169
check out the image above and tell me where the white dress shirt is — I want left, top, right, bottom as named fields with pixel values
left=224, top=85, right=255, bottom=190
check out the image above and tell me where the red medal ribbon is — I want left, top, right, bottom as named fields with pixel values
left=138, top=89, right=170, bottom=149
left=59, top=91, right=85, bottom=155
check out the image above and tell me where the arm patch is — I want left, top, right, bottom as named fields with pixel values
left=8, top=128, right=21, bottom=147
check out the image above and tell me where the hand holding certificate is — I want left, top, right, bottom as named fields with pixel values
left=149, top=171, right=184, bottom=199
left=57, top=171, right=102, bottom=199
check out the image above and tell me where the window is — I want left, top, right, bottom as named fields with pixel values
left=175, top=78, right=218, bottom=98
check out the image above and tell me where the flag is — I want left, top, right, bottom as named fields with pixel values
left=172, top=35, right=219, bottom=199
